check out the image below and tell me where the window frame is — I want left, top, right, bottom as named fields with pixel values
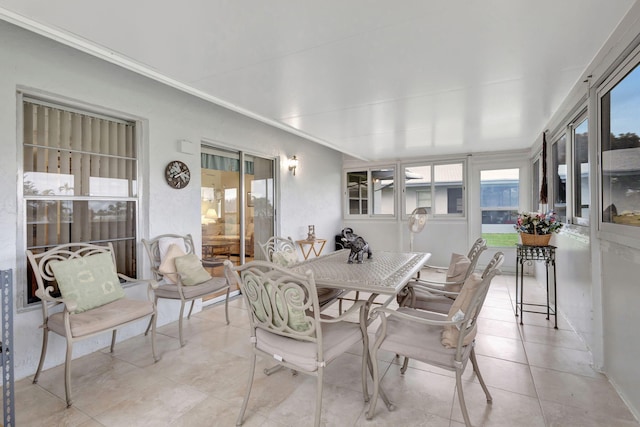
left=400, top=159, right=467, bottom=220
left=571, top=109, right=590, bottom=226
left=551, top=132, right=568, bottom=223
left=17, top=90, right=144, bottom=309
left=532, top=151, right=542, bottom=210
left=343, top=166, right=397, bottom=219
left=597, top=44, right=640, bottom=244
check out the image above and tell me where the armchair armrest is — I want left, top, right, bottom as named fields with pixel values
left=407, top=279, right=462, bottom=297
left=320, top=300, right=366, bottom=324
left=422, top=263, right=449, bottom=273
left=371, top=306, right=454, bottom=324
left=117, top=273, right=159, bottom=301
left=35, top=287, right=78, bottom=312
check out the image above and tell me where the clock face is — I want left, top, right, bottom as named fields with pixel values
left=165, top=160, right=191, bottom=189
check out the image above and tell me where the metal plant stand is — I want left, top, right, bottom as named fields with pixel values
left=515, top=244, right=558, bottom=328
left=1, top=270, right=15, bottom=426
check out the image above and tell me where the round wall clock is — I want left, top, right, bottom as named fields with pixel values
left=165, top=160, right=191, bottom=189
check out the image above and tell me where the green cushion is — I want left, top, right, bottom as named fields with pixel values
left=271, top=250, right=299, bottom=267
left=174, top=254, right=212, bottom=286
left=50, top=252, right=125, bottom=314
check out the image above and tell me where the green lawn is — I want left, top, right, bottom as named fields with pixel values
left=482, top=233, right=519, bottom=247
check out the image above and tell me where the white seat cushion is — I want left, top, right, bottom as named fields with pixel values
left=48, top=298, right=154, bottom=338
left=255, top=320, right=362, bottom=372
left=154, top=276, right=228, bottom=300
left=377, top=307, right=472, bottom=370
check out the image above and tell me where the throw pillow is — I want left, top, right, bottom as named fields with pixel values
left=158, top=243, right=187, bottom=284
left=174, top=254, right=212, bottom=286
left=444, top=252, right=471, bottom=293
left=271, top=250, right=299, bottom=267
left=158, top=237, right=188, bottom=263
left=50, top=252, right=125, bottom=314
left=441, top=272, right=483, bottom=348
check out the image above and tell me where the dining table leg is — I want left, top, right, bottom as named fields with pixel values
left=363, top=293, right=394, bottom=410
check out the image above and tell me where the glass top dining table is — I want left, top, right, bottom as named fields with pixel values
left=290, top=249, right=431, bottom=297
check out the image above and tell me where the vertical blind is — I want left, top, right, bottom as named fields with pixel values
left=23, top=100, right=138, bottom=301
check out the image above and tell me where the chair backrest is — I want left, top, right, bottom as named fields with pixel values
left=259, top=236, right=297, bottom=262
left=142, top=234, right=196, bottom=280
left=454, top=251, right=504, bottom=349
left=26, top=242, right=118, bottom=317
left=224, top=260, right=322, bottom=343
left=464, top=237, right=488, bottom=278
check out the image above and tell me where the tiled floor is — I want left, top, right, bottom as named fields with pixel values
left=9, top=273, right=640, bottom=426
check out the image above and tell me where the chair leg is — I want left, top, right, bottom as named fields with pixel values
left=150, top=312, right=159, bottom=362
left=224, top=288, right=230, bottom=325
left=64, top=339, right=73, bottom=407
left=144, top=295, right=159, bottom=336
left=110, top=330, right=117, bottom=353
left=32, top=327, right=49, bottom=384
left=236, top=353, right=257, bottom=426
left=470, top=348, right=492, bottom=402
left=315, top=366, right=323, bottom=427
left=187, top=300, right=196, bottom=319
left=456, top=370, right=472, bottom=427
left=400, top=356, right=409, bottom=374
left=263, top=364, right=284, bottom=376
left=179, top=300, right=187, bottom=347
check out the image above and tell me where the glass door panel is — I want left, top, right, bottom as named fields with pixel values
left=480, top=168, right=520, bottom=247
left=201, top=146, right=274, bottom=272
left=246, top=155, right=274, bottom=261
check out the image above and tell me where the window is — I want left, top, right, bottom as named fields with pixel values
left=403, top=161, right=465, bottom=217
left=404, top=165, right=431, bottom=214
left=552, top=134, right=567, bottom=222
left=435, top=163, right=464, bottom=215
left=572, top=114, right=589, bottom=224
left=600, top=59, right=640, bottom=228
left=346, top=171, right=368, bottom=215
left=345, top=167, right=395, bottom=217
left=22, top=98, right=138, bottom=305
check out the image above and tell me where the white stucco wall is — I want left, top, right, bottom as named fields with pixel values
left=0, top=20, right=343, bottom=380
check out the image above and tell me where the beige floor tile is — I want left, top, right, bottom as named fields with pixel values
left=13, top=380, right=91, bottom=426
left=474, top=333, right=528, bottom=364
left=462, top=354, right=537, bottom=397
left=478, top=306, right=520, bottom=323
left=541, top=399, right=640, bottom=427
left=531, top=366, right=637, bottom=422
left=520, top=323, right=588, bottom=351
left=372, top=364, right=457, bottom=420
left=476, top=317, right=522, bottom=340
left=355, top=407, right=452, bottom=426
left=33, top=351, right=146, bottom=411
left=91, top=379, right=208, bottom=426
left=451, top=386, right=545, bottom=426
left=524, top=341, right=599, bottom=378
left=173, top=395, right=269, bottom=427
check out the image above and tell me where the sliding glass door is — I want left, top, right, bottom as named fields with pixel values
left=201, top=146, right=274, bottom=269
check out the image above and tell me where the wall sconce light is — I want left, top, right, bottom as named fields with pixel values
left=288, top=156, right=299, bottom=176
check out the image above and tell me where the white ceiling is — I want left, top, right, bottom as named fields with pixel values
left=0, top=1, right=636, bottom=161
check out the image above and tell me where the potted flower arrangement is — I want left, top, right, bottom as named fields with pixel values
left=514, top=211, right=563, bottom=246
